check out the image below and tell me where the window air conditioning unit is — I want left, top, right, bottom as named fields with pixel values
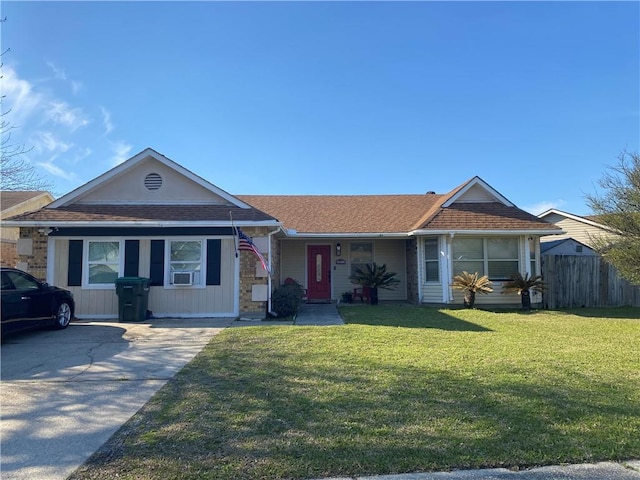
left=172, top=271, right=193, bottom=286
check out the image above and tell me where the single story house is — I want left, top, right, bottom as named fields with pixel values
left=4, top=148, right=562, bottom=318
left=539, top=238, right=597, bottom=256
left=1, top=191, right=54, bottom=268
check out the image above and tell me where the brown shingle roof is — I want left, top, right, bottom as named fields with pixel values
left=1, top=191, right=51, bottom=211
left=238, top=195, right=561, bottom=234
left=238, top=194, right=444, bottom=233
left=422, top=203, right=562, bottom=231
left=5, top=204, right=276, bottom=224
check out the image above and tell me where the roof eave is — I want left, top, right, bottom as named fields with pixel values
left=2, top=220, right=282, bottom=228
left=282, top=232, right=409, bottom=238
left=410, top=229, right=566, bottom=236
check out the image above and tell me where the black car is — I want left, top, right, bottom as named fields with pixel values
left=1, top=267, right=75, bottom=337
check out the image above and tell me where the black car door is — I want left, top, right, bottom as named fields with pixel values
left=1, top=271, right=51, bottom=333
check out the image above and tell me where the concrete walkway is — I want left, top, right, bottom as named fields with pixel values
left=295, top=302, right=345, bottom=326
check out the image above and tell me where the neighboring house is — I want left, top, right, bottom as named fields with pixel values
left=540, top=238, right=597, bottom=256
left=537, top=209, right=614, bottom=249
left=4, top=148, right=562, bottom=319
left=1, top=191, right=54, bottom=268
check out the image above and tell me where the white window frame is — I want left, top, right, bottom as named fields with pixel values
left=452, top=237, right=520, bottom=281
left=423, top=237, right=440, bottom=283
left=165, top=238, right=206, bottom=289
left=83, top=239, right=124, bottom=289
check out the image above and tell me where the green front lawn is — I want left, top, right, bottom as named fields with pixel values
left=70, top=306, right=640, bottom=480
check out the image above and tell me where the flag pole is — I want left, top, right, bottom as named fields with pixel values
left=229, top=211, right=238, bottom=258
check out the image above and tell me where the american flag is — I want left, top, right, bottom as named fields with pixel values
left=237, top=229, right=271, bottom=274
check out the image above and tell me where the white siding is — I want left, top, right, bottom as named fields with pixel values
left=280, top=240, right=306, bottom=287
left=52, top=238, right=236, bottom=319
left=455, top=184, right=497, bottom=203
left=78, top=159, right=229, bottom=205
left=541, top=214, right=612, bottom=248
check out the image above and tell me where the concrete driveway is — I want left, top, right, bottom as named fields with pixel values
left=1, top=318, right=233, bottom=480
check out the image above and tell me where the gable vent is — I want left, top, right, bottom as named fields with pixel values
left=144, top=173, right=163, bottom=191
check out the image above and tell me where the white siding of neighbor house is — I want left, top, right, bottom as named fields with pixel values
left=541, top=214, right=612, bottom=248
left=279, top=239, right=407, bottom=301
left=52, top=237, right=236, bottom=319
left=77, top=158, right=230, bottom=205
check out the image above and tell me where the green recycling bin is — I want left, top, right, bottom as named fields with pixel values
left=115, top=277, right=150, bottom=322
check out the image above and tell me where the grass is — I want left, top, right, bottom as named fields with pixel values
left=69, top=306, right=640, bottom=480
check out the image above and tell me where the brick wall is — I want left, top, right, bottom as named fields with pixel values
left=18, top=227, right=48, bottom=280
left=238, top=227, right=278, bottom=315
left=405, top=237, right=419, bottom=304
left=1, top=240, right=18, bottom=267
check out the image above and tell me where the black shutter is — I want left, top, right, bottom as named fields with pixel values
left=68, top=240, right=83, bottom=286
left=149, top=240, right=165, bottom=286
left=124, top=240, right=140, bottom=277
left=206, top=239, right=221, bottom=286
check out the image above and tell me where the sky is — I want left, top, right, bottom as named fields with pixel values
left=1, top=1, right=638, bottom=216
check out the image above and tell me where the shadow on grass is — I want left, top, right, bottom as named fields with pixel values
left=340, top=304, right=493, bottom=332
left=558, top=306, right=640, bottom=320
left=71, top=332, right=640, bottom=480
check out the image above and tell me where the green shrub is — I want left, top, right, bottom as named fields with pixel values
left=272, top=283, right=304, bottom=317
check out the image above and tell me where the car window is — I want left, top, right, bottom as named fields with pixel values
left=1, top=272, right=15, bottom=291
left=6, top=271, right=41, bottom=291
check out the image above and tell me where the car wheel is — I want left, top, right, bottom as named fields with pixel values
left=53, top=301, right=72, bottom=329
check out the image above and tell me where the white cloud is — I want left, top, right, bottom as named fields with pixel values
left=46, top=101, right=90, bottom=131
left=111, top=141, right=133, bottom=166
left=35, top=131, right=73, bottom=153
left=522, top=200, right=566, bottom=216
left=4, top=65, right=131, bottom=192
left=71, top=147, right=92, bottom=164
left=1, top=66, right=43, bottom=126
left=100, top=106, right=114, bottom=135
left=37, top=158, right=78, bottom=182
left=46, top=61, right=67, bottom=81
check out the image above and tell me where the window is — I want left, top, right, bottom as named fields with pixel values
left=452, top=238, right=484, bottom=276
left=169, top=240, right=203, bottom=285
left=350, top=242, right=373, bottom=276
left=453, top=237, right=519, bottom=281
left=487, top=238, right=519, bottom=280
left=88, top=241, right=121, bottom=285
left=424, top=237, right=440, bottom=282
left=529, top=237, right=538, bottom=274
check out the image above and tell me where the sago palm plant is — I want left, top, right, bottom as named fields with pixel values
left=501, top=272, right=545, bottom=311
left=451, top=271, right=493, bottom=308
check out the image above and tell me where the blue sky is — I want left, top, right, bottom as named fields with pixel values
left=2, top=1, right=638, bottom=215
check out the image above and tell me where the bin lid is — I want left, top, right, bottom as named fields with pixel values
left=115, top=277, right=150, bottom=285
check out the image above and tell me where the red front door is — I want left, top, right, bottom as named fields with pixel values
left=307, top=245, right=331, bottom=301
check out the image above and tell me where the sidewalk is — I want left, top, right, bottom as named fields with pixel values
left=314, top=460, right=640, bottom=479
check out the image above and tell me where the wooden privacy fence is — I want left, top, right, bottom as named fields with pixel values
left=542, top=255, right=640, bottom=309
